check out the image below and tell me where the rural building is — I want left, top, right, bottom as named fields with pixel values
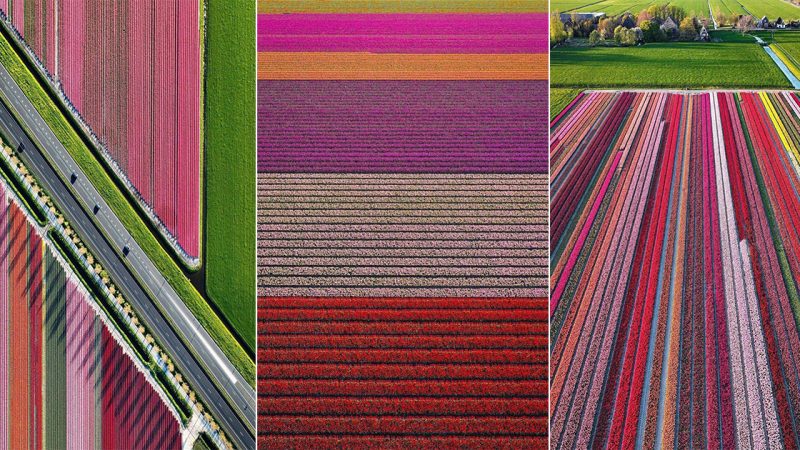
left=559, top=12, right=605, bottom=25
left=660, top=17, right=678, bottom=36
left=759, top=16, right=770, bottom=28
left=776, top=17, right=786, bottom=28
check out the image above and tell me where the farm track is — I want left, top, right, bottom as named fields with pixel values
left=551, top=90, right=800, bottom=448
left=0, top=181, right=181, bottom=449
left=257, top=9, right=548, bottom=447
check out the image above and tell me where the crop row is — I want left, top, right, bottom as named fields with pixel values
left=0, top=181, right=181, bottom=449
left=258, top=13, right=547, bottom=54
left=257, top=173, right=547, bottom=298
left=257, top=296, right=547, bottom=448
left=258, top=81, right=548, bottom=173
left=0, top=0, right=201, bottom=257
left=550, top=90, right=800, bottom=448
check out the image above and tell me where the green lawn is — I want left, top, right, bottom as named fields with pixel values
left=553, top=0, right=800, bottom=19
left=551, top=89, right=583, bottom=120
left=551, top=31, right=790, bottom=89
left=205, top=0, right=256, bottom=354
left=0, top=22, right=255, bottom=386
left=261, top=0, right=547, bottom=12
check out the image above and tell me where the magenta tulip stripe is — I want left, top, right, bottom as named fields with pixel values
left=258, top=173, right=547, bottom=297
left=0, top=182, right=180, bottom=449
left=0, top=0, right=202, bottom=257
left=258, top=80, right=548, bottom=173
left=258, top=13, right=548, bottom=54
left=550, top=90, right=800, bottom=449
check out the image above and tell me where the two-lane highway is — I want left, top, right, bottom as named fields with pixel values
left=0, top=62, right=255, bottom=449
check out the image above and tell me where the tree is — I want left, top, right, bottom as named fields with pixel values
left=589, top=29, right=602, bottom=46
left=577, top=19, right=595, bottom=38
left=737, top=15, right=754, bottom=34
left=640, top=20, right=666, bottom=42
left=679, top=16, right=698, bottom=40
left=613, top=25, right=625, bottom=44
left=637, top=9, right=653, bottom=25
left=598, top=18, right=616, bottom=39
left=666, top=5, right=687, bottom=24
left=715, top=11, right=727, bottom=27
left=550, top=12, right=569, bottom=44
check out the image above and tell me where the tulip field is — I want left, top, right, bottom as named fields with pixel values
left=257, top=3, right=548, bottom=446
left=551, top=90, right=800, bottom=448
left=0, top=182, right=181, bottom=449
left=0, top=0, right=202, bottom=258
left=258, top=173, right=548, bottom=298
left=259, top=81, right=547, bottom=173
left=257, top=296, right=548, bottom=448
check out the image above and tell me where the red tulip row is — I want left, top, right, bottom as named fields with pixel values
left=258, top=296, right=547, bottom=447
left=0, top=0, right=201, bottom=257
left=550, top=91, right=800, bottom=448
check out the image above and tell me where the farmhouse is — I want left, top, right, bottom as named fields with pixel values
left=777, top=17, right=786, bottom=29
left=759, top=16, right=770, bottom=28
left=660, top=17, right=678, bottom=37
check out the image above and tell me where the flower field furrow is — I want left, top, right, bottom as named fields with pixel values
left=0, top=180, right=181, bottom=448
left=259, top=80, right=548, bottom=173
left=258, top=174, right=547, bottom=298
left=0, top=0, right=202, bottom=257
left=551, top=90, right=800, bottom=447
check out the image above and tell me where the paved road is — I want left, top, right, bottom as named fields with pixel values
left=0, top=63, right=256, bottom=449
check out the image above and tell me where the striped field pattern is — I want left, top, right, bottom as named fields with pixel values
left=258, top=174, right=548, bottom=297
left=550, top=90, right=800, bottom=448
left=0, top=0, right=202, bottom=257
left=0, top=181, right=180, bottom=449
left=258, top=1, right=548, bottom=447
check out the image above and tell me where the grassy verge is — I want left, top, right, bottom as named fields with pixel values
left=0, top=142, right=46, bottom=225
left=551, top=88, right=582, bottom=121
left=205, top=0, right=256, bottom=353
left=551, top=31, right=790, bottom=89
left=194, top=433, right=217, bottom=450
left=0, top=21, right=254, bottom=385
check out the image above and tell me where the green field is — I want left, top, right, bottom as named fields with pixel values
left=0, top=23, right=255, bottom=386
left=551, top=89, right=583, bottom=120
left=260, top=0, right=547, bottom=12
left=553, top=0, right=800, bottom=19
left=757, top=30, right=800, bottom=62
left=552, top=31, right=791, bottom=89
left=205, top=0, right=256, bottom=354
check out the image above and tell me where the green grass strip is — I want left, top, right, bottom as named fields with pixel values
left=0, top=21, right=254, bottom=385
left=551, top=89, right=583, bottom=121
left=735, top=94, right=800, bottom=330
left=43, top=250, right=66, bottom=450
left=205, top=0, right=255, bottom=353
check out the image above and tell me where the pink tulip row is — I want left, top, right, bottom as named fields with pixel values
left=0, top=0, right=201, bottom=257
